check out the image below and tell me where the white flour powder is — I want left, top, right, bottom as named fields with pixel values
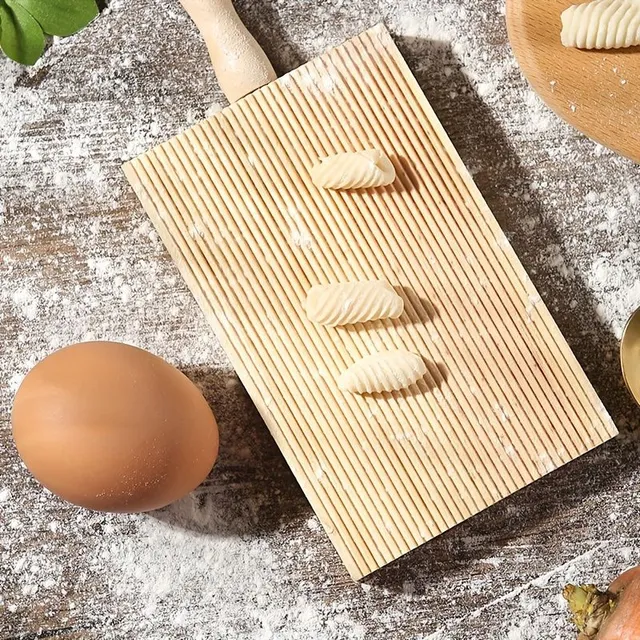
left=2, top=0, right=640, bottom=638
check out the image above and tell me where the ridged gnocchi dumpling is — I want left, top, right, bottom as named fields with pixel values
left=310, top=149, right=396, bottom=190
left=305, top=281, right=404, bottom=327
left=561, top=0, right=640, bottom=49
left=338, top=350, right=427, bottom=394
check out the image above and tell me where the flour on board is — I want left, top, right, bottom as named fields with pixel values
left=3, top=0, right=640, bottom=638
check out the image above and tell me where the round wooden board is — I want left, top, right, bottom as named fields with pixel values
left=506, top=0, right=640, bottom=163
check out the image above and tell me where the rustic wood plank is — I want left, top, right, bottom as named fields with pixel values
left=2, top=0, right=640, bottom=637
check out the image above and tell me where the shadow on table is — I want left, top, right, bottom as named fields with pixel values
left=148, top=365, right=311, bottom=537
left=363, top=34, right=640, bottom=592
left=236, top=0, right=308, bottom=76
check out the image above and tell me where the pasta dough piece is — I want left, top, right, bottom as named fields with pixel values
left=561, top=0, right=640, bottom=49
left=305, top=281, right=404, bottom=326
left=338, top=350, right=427, bottom=394
left=310, top=149, right=396, bottom=190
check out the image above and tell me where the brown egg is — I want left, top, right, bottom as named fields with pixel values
left=11, top=341, right=219, bottom=513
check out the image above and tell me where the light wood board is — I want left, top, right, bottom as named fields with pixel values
left=123, top=23, right=618, bottom=579
left=507, top=0, right=640, bottom=163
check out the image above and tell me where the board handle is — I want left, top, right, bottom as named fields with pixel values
left=178, top=0, right=277, bottom=103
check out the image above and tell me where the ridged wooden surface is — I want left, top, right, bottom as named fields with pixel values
left=123, top=24, right=617, bottom=579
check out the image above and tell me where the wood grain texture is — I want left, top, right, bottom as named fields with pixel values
left=507, top=0, right=640, bottom=163
left=177, top=0, right=277, bottom=102
left=4, top=0, right=640, bottom=637
left=124, top=24, right=617, bottom=580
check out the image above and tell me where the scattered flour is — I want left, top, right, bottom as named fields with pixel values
left=103, top=514, right=366, bottom=639
left=290, top=228, right=314, bottom=248
left=2, top=0, right=640, bottom=638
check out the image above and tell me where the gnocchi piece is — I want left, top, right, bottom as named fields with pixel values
left=561, top=0, right=640, bottom=49
left=310, top=149, right=396, bottom=190
left=305, top=281, right=404, bottom=327
left=338, top=350, right=427, bottom=394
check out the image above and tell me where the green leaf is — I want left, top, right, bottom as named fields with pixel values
left=0, top=0, right=45, bottom=65
left=12, top=0, right=98, bottom=37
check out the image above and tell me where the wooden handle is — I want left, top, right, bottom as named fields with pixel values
left=178, top=0, right=277, bottom=103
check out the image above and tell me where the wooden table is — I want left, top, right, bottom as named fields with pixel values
left=2, top=1, right=640, bottom=638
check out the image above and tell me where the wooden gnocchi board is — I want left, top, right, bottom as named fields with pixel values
left=507, top=0, right=640, bottom=163
left=123, top=24, right=617, bottom=580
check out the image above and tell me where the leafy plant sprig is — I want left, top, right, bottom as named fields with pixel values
left=0, top=0, right=98, bottom=65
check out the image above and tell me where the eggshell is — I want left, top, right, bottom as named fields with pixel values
left=11, top=341, right=219, bottom=513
